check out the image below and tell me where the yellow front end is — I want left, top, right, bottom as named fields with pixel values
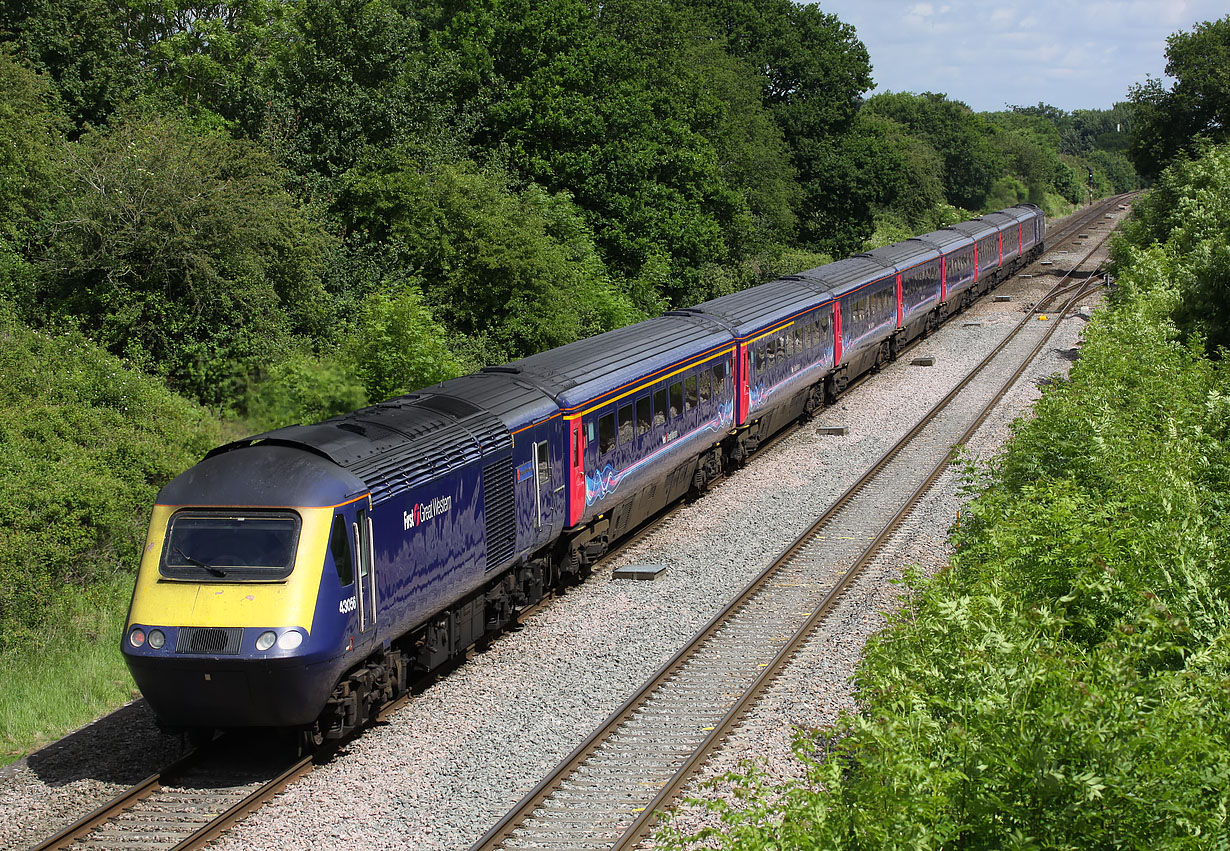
left=126, top=504, right=334, bottom=632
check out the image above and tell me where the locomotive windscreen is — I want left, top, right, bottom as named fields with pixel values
left=160, top=511, right=301, bottom=581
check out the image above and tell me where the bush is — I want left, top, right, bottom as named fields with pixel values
left=0, top=308, right=225, bottom=651
left=243, top=350, right=369, bottom=432
left=38, top=112, right=333, bottom=406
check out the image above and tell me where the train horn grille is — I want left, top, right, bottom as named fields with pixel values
left=176, top=626, right=243, bottom=655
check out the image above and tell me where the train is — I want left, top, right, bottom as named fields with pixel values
left=122, top=204, right=1045, bottom=745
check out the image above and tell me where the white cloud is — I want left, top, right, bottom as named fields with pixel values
left=814, top=0, right=1229, bottom=110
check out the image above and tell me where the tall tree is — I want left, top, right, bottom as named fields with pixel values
left=1129, top=15, right=1230, bottom=179
left=40, top=113, right=332, bottom=404
left=863, top=92, right=1002, bottom=210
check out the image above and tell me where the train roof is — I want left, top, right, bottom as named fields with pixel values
left=914, top=227, right=975, bottom=252
left=419, top=371, right=558, bottom=434
left=1002, top=204, right=1043, bottom=223
left=946, top=218, right=999, bottom=240
left=978, top=211, right=1018, bottom=230
left=684, top=276, right=833, bottom=340
left=797, top=256, right=895, bottom=299
left=158, top=444, right=369, bottom=509
left=497, top=314, right=733, bottom=413
left=859, top=239, right=940, bottom=272
left=200, top=394, right=512, bottom=506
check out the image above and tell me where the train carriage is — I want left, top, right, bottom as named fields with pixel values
left=1004, top=204, right=1046, bottom=255
left=859, top=240, right=944, bottom=347
left=946, top=217, right=1003, bottom=293
left=802, top=257, right=898, bottom=390
left=498, top=314, right=737, bottom=565
left=683, top=278, right=837, bottom=458
left=915, top=227, right=977, bottom=318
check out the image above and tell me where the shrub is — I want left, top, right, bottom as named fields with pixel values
left=0, top=308, right=224, bottom=651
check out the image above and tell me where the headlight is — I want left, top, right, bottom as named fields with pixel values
left=129, top=628, right=146, bottom=647
left=256, top=630, right=277, bottom=651
left=147, top=629, right=165, bottom=650
left=277, top=630, right=303, bottom=651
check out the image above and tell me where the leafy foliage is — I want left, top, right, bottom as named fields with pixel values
left=37, top=113, right=333, bottom=405
left=0, top=307, right=225, bottom=651
left=340, top=154, right=640, bottom=359
left=1129, top=15, right=1230, bottom=179
left=1116, top=144, right=1230, bottom=354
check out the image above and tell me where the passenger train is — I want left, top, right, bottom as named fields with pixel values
left=122, top=204, right=1045, bottom=744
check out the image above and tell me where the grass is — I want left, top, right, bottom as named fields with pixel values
left=0, top=576, right=138, bottom=766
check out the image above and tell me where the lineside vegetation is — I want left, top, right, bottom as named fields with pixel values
left=656, top=144, right=1230, bottom=851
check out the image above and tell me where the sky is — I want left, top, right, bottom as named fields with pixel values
left=815, top=0, right=1230, bottom=113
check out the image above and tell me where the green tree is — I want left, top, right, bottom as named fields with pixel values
left=39, top=113, right=332, bottom=404
left=0, top=48, right=59, bottom=307
left=0, top=0, right=144, bottom=132
left=431, top=0, right=756, bottom=306
left=864, top=92, right=1003, bottom=210
left=340, top=153, right=638, bottom=360
left=343, top=285, right=464, bottom=403
left=685, top=0, right=874, bottom=253
left=1129, top=15, right=1230, bottom=179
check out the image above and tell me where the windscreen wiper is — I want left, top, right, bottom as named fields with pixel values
left=172, top=546, right=228, bottom=577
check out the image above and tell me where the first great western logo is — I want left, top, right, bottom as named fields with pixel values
left=404, top=494, right=453, bottom=530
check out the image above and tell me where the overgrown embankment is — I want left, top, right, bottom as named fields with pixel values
left=660, top=148, right=1230, bottom=849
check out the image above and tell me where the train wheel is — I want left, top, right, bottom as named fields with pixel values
left=298, top=723, right=324, bottom=755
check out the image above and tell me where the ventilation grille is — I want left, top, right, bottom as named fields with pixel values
left=483, top=456, right=516, bottom=570
left=177, top=627, right=243, bottom=655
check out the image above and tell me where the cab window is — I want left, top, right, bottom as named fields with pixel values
left=162, top=511, right=300, bottom=581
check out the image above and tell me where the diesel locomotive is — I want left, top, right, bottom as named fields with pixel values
left=122, top=204, right=1045, bottom=745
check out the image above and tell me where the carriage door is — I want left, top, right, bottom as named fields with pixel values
left=352, top=507, right=375, bottom=633
left=531, top=437, right=555, bottom=541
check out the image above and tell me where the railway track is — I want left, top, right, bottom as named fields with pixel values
left=470, top=198, right=1123, bottom=851
left=20, top=197, right=1125, bottom=851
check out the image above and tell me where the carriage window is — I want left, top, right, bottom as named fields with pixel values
left=669, top=381, right=683, bottom=418
left=714, top=361, right=727, bottom=390
left=766, top=339, right=777, bottom=367
left=636, top=395, right=651, bottom=435
left=793, top=326, right=802, bottom=352
left=754, top=344, right=765, bottom=372
left=699, top=369, right=711, bottom=403
left=685, top=374, right=697, bottom=410
left=330, top=515, right=353, bottom=587
left=598, top=412, right=616, bottom=455
left=653, top=388, right=667, bottom=427
left=618, top=403, right=634, bottom=445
